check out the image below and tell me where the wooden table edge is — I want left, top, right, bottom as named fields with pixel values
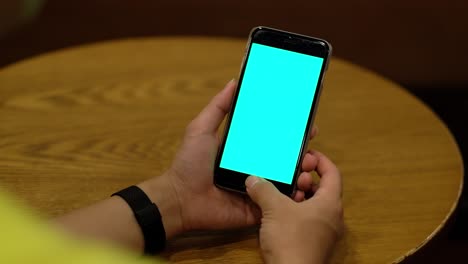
left=393, top=115, right=465, bottom=263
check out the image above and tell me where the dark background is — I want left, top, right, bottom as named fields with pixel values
left=1, top=1, right=467, bottom=263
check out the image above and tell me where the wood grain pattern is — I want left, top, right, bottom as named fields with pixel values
left=0, top=38, right=463, bottom=263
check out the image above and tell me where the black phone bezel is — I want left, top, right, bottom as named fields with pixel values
left=213, top=26, right=332, bottom=196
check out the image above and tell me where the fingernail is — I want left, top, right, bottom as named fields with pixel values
left=227, top=78, right=236, bottom=86
left=246, top=175, right=262, bottom=189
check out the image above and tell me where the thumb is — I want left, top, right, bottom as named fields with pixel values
left=245, top=176, right=283, bottom=211
left=188, top=79, right=236, bottom=134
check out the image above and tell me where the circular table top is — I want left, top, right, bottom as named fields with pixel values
left=0, top=37, right=463, bottom=264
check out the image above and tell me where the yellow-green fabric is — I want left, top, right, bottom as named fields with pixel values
left=0, top=188, right=162, bottom=264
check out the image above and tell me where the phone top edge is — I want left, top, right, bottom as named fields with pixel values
left=250, top=26, right=332, bottom=54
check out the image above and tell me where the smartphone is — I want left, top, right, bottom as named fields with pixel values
left=213, top=26, right=332, bottom=196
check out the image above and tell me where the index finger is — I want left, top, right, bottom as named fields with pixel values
left=310, top=150, right=342, bottom=199
left=309, top=125, right=318, bottom=140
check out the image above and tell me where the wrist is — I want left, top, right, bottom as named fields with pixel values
left=137, top=175, right=185, bottom=239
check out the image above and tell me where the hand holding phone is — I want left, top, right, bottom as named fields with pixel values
left=214, top=27, right=332, bottom=195
left=156, top=78, right=321, bottom=234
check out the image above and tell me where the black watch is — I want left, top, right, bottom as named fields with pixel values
left=112, top=185, right=166, bottom=254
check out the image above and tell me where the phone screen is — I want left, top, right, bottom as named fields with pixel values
left=219, top=43, right=324, bottom=184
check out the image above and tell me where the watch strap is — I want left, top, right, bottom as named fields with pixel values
left=112, top=185, right=166, bottom=254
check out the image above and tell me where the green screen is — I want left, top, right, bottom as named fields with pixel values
left=220, top=43, right=324, bottom=184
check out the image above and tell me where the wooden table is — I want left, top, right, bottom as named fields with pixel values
left=0, top=38, right=463, bottom=263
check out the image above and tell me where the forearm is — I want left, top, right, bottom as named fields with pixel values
left=54, top=175, right=183, bottom=252
left=55, top=196, right=145, bottom=251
